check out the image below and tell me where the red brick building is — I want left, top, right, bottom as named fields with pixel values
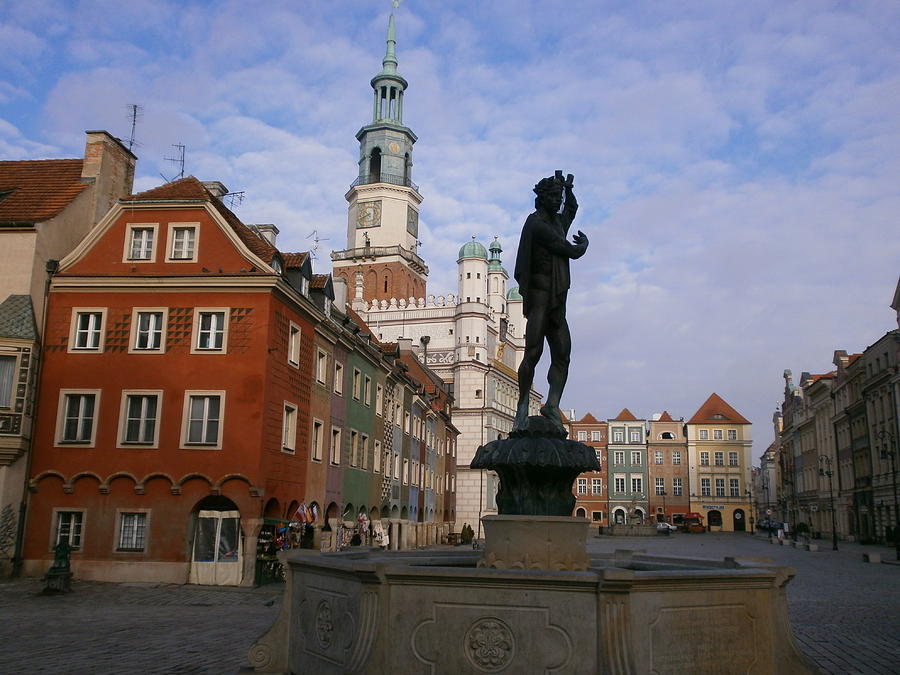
left=568, top=413, right=608, bottom=523
left=22, top=177, right=321, bottom=585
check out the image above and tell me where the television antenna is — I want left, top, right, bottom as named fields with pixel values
left=160, top=143, right=185, bottom=183
left=306, top=229, right=330, bottom=260
left=224, top=191, right=245, bottom=209
left=125, top=104, right=143, bottom=151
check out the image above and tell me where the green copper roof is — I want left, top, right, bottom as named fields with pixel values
left=372, top=13, right=407, bottom=88
left=506, top=286, right=523, bottom=301
left=458, top=238, right=488, bottom=260
left=488, top=260, right=507, bottom=273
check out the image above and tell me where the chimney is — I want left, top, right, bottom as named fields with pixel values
left=250, top=224, right=279, bottom=246
left=202, top=181, right=229, bottom=199
left=332, top=276, right=348, bottom=310
left=82, top=130, right=137, bottom=225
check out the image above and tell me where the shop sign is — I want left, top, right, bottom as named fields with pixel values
left=701, top=504, right=724, bottom=510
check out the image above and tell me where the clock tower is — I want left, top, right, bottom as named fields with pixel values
left=331, top=10, right=428, bottom=303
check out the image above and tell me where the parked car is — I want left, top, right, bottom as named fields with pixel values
left=656, top=522, right=677, bottom=535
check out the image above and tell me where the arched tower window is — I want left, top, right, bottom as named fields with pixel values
left=403, top=153, right=410, bottom=186
left=369, top=148, right=382, bottom=183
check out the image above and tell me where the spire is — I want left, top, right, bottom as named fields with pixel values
left=370, top=9, right=408, bottom=124
left=382, top=13, right=398, bottom=75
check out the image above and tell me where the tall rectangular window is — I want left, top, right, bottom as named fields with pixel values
left=714, top=451, right=724, bottom=466
left=673, top=477, right=683, bottom=496
left=727, top=429, right=737, bottom=440
left=128, top=227, right=154, bottom=260
left=374, top=440, right=382, bottom=473
left=631, top=451, right=642, bottom=465
left=701, top=478, right=711, bottom=496
left=629, top=428, right=642, bottom=443
left=311, top=420, right=323, bottom=461
left=403, top=459, right=409, bottom=484
left=134, top=311, right=164, bottom=351
left=613, top=428, right=624, bottom=443
left=334, top=363, right=344, bottom=394
left=117, top=513, right=147, bottom=551
left=352, top=369, right=361, bottom=400
left=375, top=384, right=383, bottom=415
left=613, top=450, right=624, bottom=465
left=729, top=451, right=739, bottom=467
left=330, top=428, right=341, bottom=464
left=60, top=393, right=97, bottom=444
left=700, top=451, right=710, bottom=466
left=730, top=478, right=740, bottom=497
left=699, top=429, right=709, bottom=440
left=185, top=394, right=222, bottom=446
left=361, top=435, right=369, bottom=470
left=591, top=430, right=601, bottom=442
left=713, top=429, right=724, bottom=440
left=364, top=376, right=372, bottom=406
left=631, top=476, right=643, bottom=493
left=715, top=478, right=725, bottom=497
left=0, top=355, right=15, bottom=408
left=195, top=311, right=226, bottom=351
left=170, top=226, right=196, bottom=260
left=654, top=450, right=663, bottom=465
left=282, top=403, right=297, bottom=452
left=350, top=430, right=359, bottom=466
left=316, top=350, right=328, bottom=384
left=72, top=311, right=104, bottom=351
left=655, top=477, right=665, bottom=495
left=122, top=393, right=158, bottom=445
left=577, top=431, right=587, bottom=441
left=577, top=478, right=587, bottom=494
left=288, top=323, right=301, bottom=366
left=672, top=450, right=682, bottom=465
left=592, top=478, right=602, bottom=494
left=55, top=511, right=84, bottom=550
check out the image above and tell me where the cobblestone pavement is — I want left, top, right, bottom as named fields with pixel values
left=1, top=534, right=897, bottom=674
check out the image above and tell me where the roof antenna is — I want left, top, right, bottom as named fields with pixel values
left=160, top=143, right=185, bottom=182
left=306, top=229, right=330, bottom=260
left=224, top=191, right=245, bottom=209
left=125, top=104, right=143, bottom=151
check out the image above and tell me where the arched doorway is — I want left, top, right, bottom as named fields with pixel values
left=189, top=495, right=242, bottom=586
left=708, top=510, right=723, bottom=528
left=634, top=508, right=645, bottom=525
left=575, top=507, right=587, bottom=518
left=263, top=498, right=280, bottom=519
left=613, top=508, right=627, bottom=524
left=369, top=148, right=382, bottom=183
left=733, top=509, right=746, bottom=532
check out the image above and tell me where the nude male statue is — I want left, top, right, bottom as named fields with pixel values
left=512, top=171, right=589, bottom=432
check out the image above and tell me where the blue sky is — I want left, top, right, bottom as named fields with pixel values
left=3, top=0, right=899, bottom=455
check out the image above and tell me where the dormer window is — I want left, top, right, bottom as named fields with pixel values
left=124, top=224, right=158, bottom=262
left=167, top=224, right=199, bottom=262
left=301, top=277, right=310, bottom=297
left=271, top=258, right=283, bottom=274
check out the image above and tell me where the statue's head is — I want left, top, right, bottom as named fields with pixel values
left=533, top=175, right=564, bottom=212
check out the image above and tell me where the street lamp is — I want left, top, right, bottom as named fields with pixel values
left=746, top=489, right=755, bottom=534
left=818, top=455, right=838, bottom=551
left=761, top=474, right=772, bottom=538
left=876, top=428, right=899, bottom=561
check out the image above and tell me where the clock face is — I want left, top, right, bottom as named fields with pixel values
left=357, top=200, right=382, bottom=228
left=406, top=205, right=419, bottom=237
left=388, top=141, right=401, bottom=154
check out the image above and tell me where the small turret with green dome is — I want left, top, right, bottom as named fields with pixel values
left=506, top=286, right=524, bottom=301
left=488, top=236, right=506, bottom=273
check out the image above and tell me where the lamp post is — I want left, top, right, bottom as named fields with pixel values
left=876, top=429, right=899, bottom=561
left=746, top=489, right=755, bottom=534
left=660, top=490, right=667, bottom=522
left=761, top=474, right=772, bottom=538
left=818, top=455, right=838, bottom=551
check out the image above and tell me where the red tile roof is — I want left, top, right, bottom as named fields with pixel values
left=123, top=176, right=277, bottom=263
left=0, top=159, right=89, bottom=223
left=612, top=408, right=638, bottom=421
left=311, top=274, right=329, bottom=289
left=658, top=411, right=674, bottom=422
left=810, top=372, right=836, bottom=382
left=688, top=393, right=750, bottom=425
left=578, top=413, right=601, bottom=424
left=283, top=252, right=309, bottom=269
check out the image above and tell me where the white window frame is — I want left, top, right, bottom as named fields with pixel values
left=56, top=389, right=101, bottom=446
left=364, top=376, right=372, bottom=406
left=591, top=430, right=601, bottom=442
left=334, top=362, right=344, bottom=395
left=631, top=476, right=643, bottom=494
left=116, top=510, right=150, bottom=552
left=68, top=308, right=107, bottom=353
left=614, top=475, right=626, bottom=494
left=613, top=428, right=624, bottom=443
left=165, top=222, right=199, bottom=262
left=0, top=352, right=19, bottom=409
left=375, top=384, right=383, bottom=416
left=699, top=429, right=709, bottom=440
left=730, top=478, right=740, bottom=497
left=330, top=427, right=341, bottom=465
left=316, top=349, right=328, bottom=385
left=117, top=390, right=162, bottom=448
left=727, top=429, right=737, bottom=440
left=311, top=419, right=324, bottom=462
left=629, top=428, right=642, bottom=443
left=715, top=478, right=726, bottom=497
left=672, top=477, right=683, bottom=496
left=672, top=450, right=682, bottom=465
left=713, top=429, right=724, bottom=440
left=180, top=391, right=225, bottom=449
left=52, top=508, right=85, bottom=551
left=282, top=401, right=297, bottom=453
left=577, top=430, right=587, bottom=442
left=631, top=451, right=642, bottom=465
left=288, top=322, right=301, bottom=367
left=191, top=308, right=229, bottom=353
left=655, top=477, right=665, bottom=495
left=701, top=478, right=711, bottom=496
left=592, top=478, right=602, bottom=495
left=349, top=429, right=359, bottom=466
left=729, top=451, right=739, bottom=467
left=577, top=478, right=587, bottom=494
left=700, top=451, right=710, bottom=466
left=129, top=308, right=168, bottom=353
left=374, top=440, right=382, bottom=473
left=361, top=434, right=369, bottom=470
left=352, top=368, right=361, bottom=401
left=123, top=223, right=159, bottom=263
left=654, top=450, right=663, bottom=465
left=403, top=458, right=410, bottom=484
left=714, top=451, right=724, bottom=466
left=613, top=450, right=624, bottom=465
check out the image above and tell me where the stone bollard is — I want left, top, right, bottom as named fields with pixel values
left=862, top=553, right=881, bottom=564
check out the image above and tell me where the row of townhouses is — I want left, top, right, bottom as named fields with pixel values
left=566, top=394, right=754, bottom=532
left=756, top=282, right=900, bottom=545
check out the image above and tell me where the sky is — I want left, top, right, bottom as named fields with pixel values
left=2, top=0, right=899, bottom=458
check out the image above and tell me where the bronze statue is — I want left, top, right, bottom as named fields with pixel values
left=512, top=171, right=588, bottom=432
